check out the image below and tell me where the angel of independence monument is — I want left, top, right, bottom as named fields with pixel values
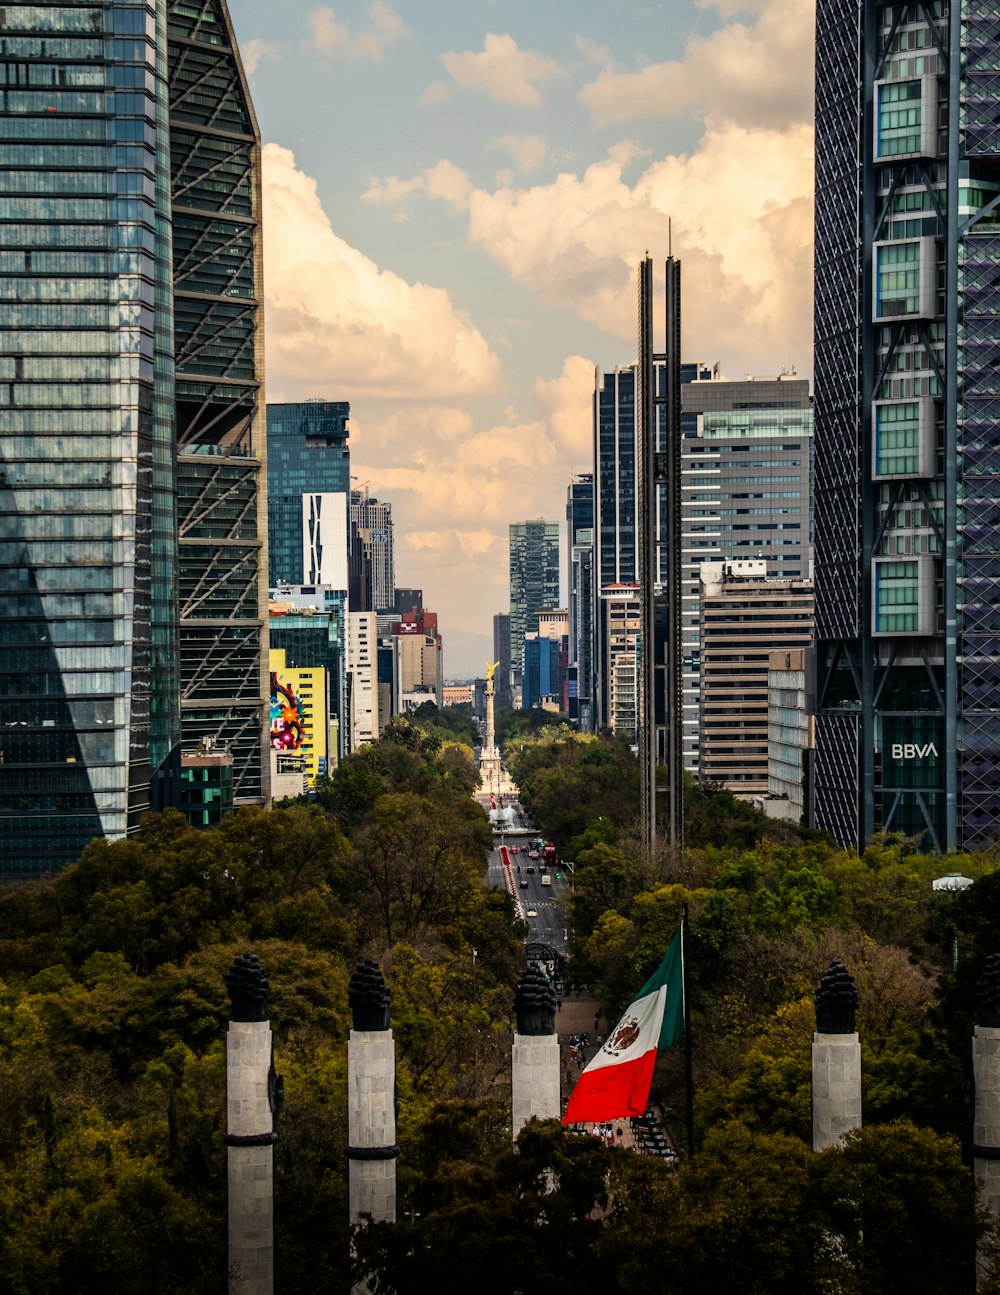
left=479, top=661, right=516, bottom=803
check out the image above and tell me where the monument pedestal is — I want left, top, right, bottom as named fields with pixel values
left=512, top=1034, right=561, bottom=1137
left=348, top=1029, right=397, bottom=1223
left=811, top=1031, right=861, bottom=1151
left=227, top=1019, right=275, bottom=1295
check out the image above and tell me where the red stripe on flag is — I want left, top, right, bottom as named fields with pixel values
left=562, top=1048, right=657, bottom=1124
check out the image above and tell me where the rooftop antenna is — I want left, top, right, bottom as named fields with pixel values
left=668, top=217, right=672, bottom=257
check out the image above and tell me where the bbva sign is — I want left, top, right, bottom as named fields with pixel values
left=890, top=743, right=939, bottom=759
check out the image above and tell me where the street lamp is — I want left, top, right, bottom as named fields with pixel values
left=932, top=873, right=974, bottom=972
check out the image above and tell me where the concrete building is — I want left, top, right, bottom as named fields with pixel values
left=350, top=488, right=395, bottom=614
left=268, top=648, right=330, bottom=788
left=347, top=612, right=380, bottom=749
left=699, top=562, right=814, bottom=794
left=600, top=587, right=642, bottom=741
left=681, top=372, right=813, bottom=775
left=767, top=648, right=815, bottom=824
left=812, top=0, right=1000, bottom=850
left=0, top=0, right=267, bottom=875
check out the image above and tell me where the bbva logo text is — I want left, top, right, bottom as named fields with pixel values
left=890, top=743, right=939, bottom=759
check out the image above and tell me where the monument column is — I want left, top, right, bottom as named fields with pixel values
left=974, top=955, right=1000, bottom=1286
left=511, top=967, right=560, bottom=1137
left=478, top=661, right=504, bottom=797
left=348, top=960, right=397, bottom=1225
left=225, top=952, right=282, bottom=1295
left=812, top=959, right=861, bottom=1152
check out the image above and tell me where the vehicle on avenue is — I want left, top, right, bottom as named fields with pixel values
left=526, top=910, right=538, bottom=918
left=526, top=866, right=535, bottom=874
left=541, top=874, right=551, bottom=886
left=519, top=879, right=529, bottom=888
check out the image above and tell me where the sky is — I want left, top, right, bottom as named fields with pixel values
left=228, top=0, right=816, bottom=678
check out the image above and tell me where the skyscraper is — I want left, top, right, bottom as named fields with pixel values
left=492, top=612, right=513, bottom=710
left=267, top=401, right=350, bottom=588
left=566, top=474, right=594, bottom=728
left=681, top=372, right=813, bottom=774
left=813, top=0, right=995, bottom=850
left=0, top=0, right=266, bottom=876
left=170, top=0, right=268, bottom=809
left=349, top=488, right=395, bottom=614
left=508, top=520, right=559, bottom=697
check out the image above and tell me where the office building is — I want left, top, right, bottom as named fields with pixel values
left=600, top=587, right=642, bottom=740
left=269, top=648, right=330, bottom=787
left=523, top=633, right=568, bottom=712
left=681, top=372, right=813, bottom=774
left=0, top=0, right=267, bottom=874
left=269, top=587, right=345, bottom=762
left=566, top=474, right=595, bottom=729
left=812, top=0, right=1000, bottom=850
left=349, top=488, right=395, bottom=614
left=267, top=401, right=350, bottom=588
left=347, top=612, right=379, bottom=748
left=492, top=612, right=513, bottom=710
left=508, top=520, right=559, bottom=697
left=170, top=0, right=268, bottom=809
left=699, top=562, right=814, bottom=794
left=767, top=648, right=815, bottom=825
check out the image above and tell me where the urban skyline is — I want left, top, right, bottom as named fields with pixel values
left=226, top=0, right=815, bottom=676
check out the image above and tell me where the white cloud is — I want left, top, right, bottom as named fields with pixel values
left=364, top=159, right=473, bottom=211
left=307, top=1, right=407, bottom=62
left=579, top=0, right=813, bottom=129
left=262, top=144, right=500, bottom=401
left=347, top=355, right=597, bottom=661
left=427, top=33, right=564, bottom=107
left=241, top=38, right=283, bottom=76
left=364, top=120, right=814, bottom=376
left=491, top=133, right=547, bottom=174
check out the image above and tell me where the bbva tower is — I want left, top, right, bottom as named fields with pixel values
left=0, top=1, right=269, bottom=876
left=814, top=0, right=1000, bottom=851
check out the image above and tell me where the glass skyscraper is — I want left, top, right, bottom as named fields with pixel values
left=0, top=0, right=266, bottom=875
left=267, top=400, right=350, bottom=588
left=508, top=519, right=559, bottom=695
left=814, top=0, right=1000, bottom=850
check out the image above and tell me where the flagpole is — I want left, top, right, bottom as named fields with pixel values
left=682, top=903, right=695, bottom=1158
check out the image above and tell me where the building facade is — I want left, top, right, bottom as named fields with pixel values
left=768, top=647, right=815, bottom=824
left=0, top=0, right=182, bottom=873
left=349, top=488, right=395, bottom=614
left=169, top=0, right=268, bottom=808
left=813, top=0, right=1000, bottom=850
left=492, top=612, right=513, bottom=710
left=508, top=520, right=559, bottom=697
left=699, top=562, right=814, bottom=794
left=681, top=372, right=813, bottom=774
left=266, top=401, right=349, bottom=588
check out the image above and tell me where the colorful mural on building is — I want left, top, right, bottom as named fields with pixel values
left=270, top=672, right=305, bottom=751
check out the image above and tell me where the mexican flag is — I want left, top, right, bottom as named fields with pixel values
left=490, top=793, right=497, bottom=810
left=562, top=931, right=684, bottom=1124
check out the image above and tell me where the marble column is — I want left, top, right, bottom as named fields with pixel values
left=225, top=953, right=282, bottom=1295
left=812, top=959, right=861, bottom=1152
left=348, top=960, right=397, bottom=1225
left=974, top=955, right=1000, bottom=1288
left=512, top=967, right=560, bottom=1138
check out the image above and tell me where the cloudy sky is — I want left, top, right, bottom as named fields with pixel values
left=230, top=0, right=815, bottom=678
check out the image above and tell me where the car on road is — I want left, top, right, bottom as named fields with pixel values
left=528, top=850, right=539, bottom=859
left=526, top=910, right=538, bottom=918
left=526, top=866, right=535, bottom=874
left=519, top=879, right=529, bottom=888
left=540, top=874, right=551, bottom=886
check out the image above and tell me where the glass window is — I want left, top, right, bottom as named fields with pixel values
left=877, top=80, right=922, bottom=157
left=876, top=560, right=919, bottom=633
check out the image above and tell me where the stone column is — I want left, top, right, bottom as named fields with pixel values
left=812, top=959, right=861, bottom=1152
left=974, top=955, right=1000, bottom=1287
left=485, top=667, right=496, bottom=756
left=512, top=967, right=560, bottom=1138
left=225, top=953, right=282, bottom=1295
left=348, top=960, right=397, bottom=1224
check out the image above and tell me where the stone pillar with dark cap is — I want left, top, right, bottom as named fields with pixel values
left=348, top=960, right=397, bottom=1224
left=974, top=954, right=1000, bottom=1276
left=224, top=952, right=282, bottom=1295
left=512, top=967, right=560, bottom=1138
left=812, top=959, right=862, bottom=1152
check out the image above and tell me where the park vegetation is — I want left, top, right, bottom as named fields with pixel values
left=1, top=714, right=999, bottom=1290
